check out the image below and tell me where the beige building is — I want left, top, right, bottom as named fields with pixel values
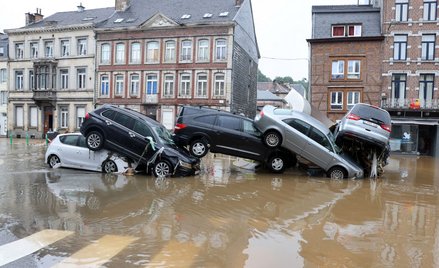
left=0, top=34, right=7, bottom=137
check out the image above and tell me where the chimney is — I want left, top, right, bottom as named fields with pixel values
left=77, top=3, right=85, bottom=12
left=115, top=0, right=131, bottom=11
left=235, top=0, right=242, bottom=7
left=25, top=12, right=35, bottom=26
left=34, top=8, right=44, bottom=22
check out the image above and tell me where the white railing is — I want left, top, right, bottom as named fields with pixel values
left=381, top=98, right=439, bottom=109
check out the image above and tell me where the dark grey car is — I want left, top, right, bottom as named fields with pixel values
left=254, top=105, right=364, bottom=179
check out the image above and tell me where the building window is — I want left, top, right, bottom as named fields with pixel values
left=146, top=41, right=159, bottom=63
left=15, top=43, right=24, bottom=59
left=30, top=42, right=39, bottom=58
left=0, top=91, right=8, bottom=105
left=419, top=74, right=434, bottom=108
left=331, top=60, right=345, bottom=80
left=213, top=73, right=225, bottom=97
left=215, top=39, right=227, bottom=60
left=393, top=35, right=407, bottom=60
left=44, top=41, right=53, bottom=57
left=115, top=43, right=125, bottom=64
left=100, top=75, right=109, bottom=96
left=101, top=43, right=111, bottom=64
left=347, top=91, right=361, bottom=110
left=60, top=69, right=69, bottom=89
left=29, top=70, right=34, bottom=90
left=423, top=0, right=437, bottom=21
left=347, top=25, right=362, bottom=37
left=130, top=42, right=141, bottom=64
left=347, top=60, right=361, bottom=79
left=29, top=106, right=38, bottom=128
left=391, top=74, right=407, bottom=107
left=330, top=91, right=343, bottom=110
left=130, top=74, right=140, bottom=96
left=196, top=73, right=208, bottom=98
left=163, top=74, right=174, bottom=98
left=15, top=106, right=24, bottom=128
left=179, top=73, right=191, bottom=98
left=59, top=107, right=69, bottom=129
left=421, top=34, right=435, bottom=60
left=395, top=0, right=409, bottom=22
left=146, top=74, right=158, bottom=95
left=15, top=71, right=23, bottom=90
left=77, top=38, right=87, bottom=56
left=181, top=40, right=192, bottom=61
left=0, top=69, right=6, bottom=83
left=60, top=40, right=70, bottom=57
left=164, top=40, right=176, bottom=62
left=331, top=25, right=362, bottom=37
left=197, top=39, right=209, bottom=62
left=77, top=68, right=86, bottom=89
left=115, top=75, right=124, bottom=96
left=332, top=26, right=345, bottom=37
left=76, top=106, right=85, bottom=128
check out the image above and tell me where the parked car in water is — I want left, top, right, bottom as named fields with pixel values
left=45, top=133, right=129, bottom=173
left=79, top=105, right=200, bottom=177
left=173, top=106, right=297, bottom=173
left=253, top=105, right=364, bottom=179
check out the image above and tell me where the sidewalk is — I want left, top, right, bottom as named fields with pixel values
left=0, top=137, right=46, bottom=145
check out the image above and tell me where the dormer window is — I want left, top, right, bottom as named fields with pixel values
left=332, top=25, right=362, bottom=37
left=219, top=12, right=229, bottom=17
left=114, top=18, right=124, bottom=23
left=203, top=13, right=213, bottom=18
left=181, top=14, right=191, bottom=19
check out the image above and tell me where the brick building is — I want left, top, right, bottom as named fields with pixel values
left=308, top=4, right=384, bottom=122
left=94, top=0, right=259, bottom=129
left=381, top=0, right=439, bottom=156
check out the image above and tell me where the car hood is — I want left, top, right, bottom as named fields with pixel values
left=162, top=144, right=199, bottom=164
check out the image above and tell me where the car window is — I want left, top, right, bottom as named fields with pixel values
left=113, top=112, right=135, bottom=129
left=284, top=119, right=310, bottom=135
left=216, top=116, right=241, bottom=131
left=133, top=120, right=153, bottom=138
left=352, top=105, right=391, bottom=125
left=153, top=126, right=175, bottom=145
left=194, top=115, right=216, bottom=126
left=102, top=109, right=116, bottom=120
left=59, top=135, right=79, bottom=146
left=243, top=120, right=261, bottom=137
left=309, top=128, right=332, bottom=151
left=78, top=136, right=87, bottom=148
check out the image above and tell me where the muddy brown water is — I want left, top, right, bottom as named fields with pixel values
left=0, top=138, right=438, bottom=267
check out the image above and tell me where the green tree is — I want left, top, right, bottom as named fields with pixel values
left=257, top=69, right=272, bottom=82
left=274, top=76, right=294, bottom=85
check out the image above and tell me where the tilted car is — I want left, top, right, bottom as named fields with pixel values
left=253, top=105, right=364, bottom=179
left=45, top=133, right=129, bottom=173
left=79, top=105, right=200, bottom=177
left=173, top=105, right=297, bottom=173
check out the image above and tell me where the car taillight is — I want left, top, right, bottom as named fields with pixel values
left=260, top=111, right=264, bottom=117
left=347, top=113, right=360, bottom=121
left=85, top=113, right=90, bottom=120
left=174, top=123, right=187, bottom=131
left=381, top=124, right=391, bottom=132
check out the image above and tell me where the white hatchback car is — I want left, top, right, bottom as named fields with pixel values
left=45, top=133, right=129, bottom=173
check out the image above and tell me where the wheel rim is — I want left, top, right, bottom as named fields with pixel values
left=271, top=158, right=284, bottom=171
left=192, top=142, right=206, bottom=156
left=49, top=156, right=60, bottom=167
left=331, top=169, right=344, bottom=180
left=104, top=161, right=117, bottom=173
left=88, top=133, right=101, bottom=149
left=155, top=162, right=171, bottom=177
left=266, top=133, right=279, bottom=147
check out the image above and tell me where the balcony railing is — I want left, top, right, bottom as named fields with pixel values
left=381, top=98, right=439, bottom=110
left=32, top=90, right=57, bottom=101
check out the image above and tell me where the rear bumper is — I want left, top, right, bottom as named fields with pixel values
left=337, top=130, right=387, bottom=150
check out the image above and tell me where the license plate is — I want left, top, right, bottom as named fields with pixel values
left=363, top=120, right=378, bottom=128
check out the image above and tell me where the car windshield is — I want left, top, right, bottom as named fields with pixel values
left=327, top=131, right=342, bottom=154
left=153, top=126, right=175, bottom=145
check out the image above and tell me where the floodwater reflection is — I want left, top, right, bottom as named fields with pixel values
left=1, top=140, right=439, bottom=267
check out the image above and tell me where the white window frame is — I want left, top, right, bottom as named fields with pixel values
left=60, top=40, right=70, bottom=57
left=100, top=75, right=109, bottom=97
left=331, top=60, right=345, bottom=80
left=29, top=106, right=38, bottom=128
left=15, top=106, right=24, bottom=128
left=15, top=43, right=24, bottom=59
left=178, top=73, right=191, bottom=98
left=347, top=91, right=361, bottom=110
left=180, top=40, right=192, bottom=62
left=163, top=74, right=175, bottom=98
left=196, top=73, right=208, bottom=98
left=213, top=73, right=225, bottom=97
left=76, top=106, right=85, bottom=129
left=215, top=39, right=227, bottom=61
left=130, top=42, right=141, bottom=64
left=423, top=0, right=437, bottom=21
left=101, top=43, right=111, bottom=64
left=330, top=91, right=343, bottom=110
left=59, top=106, right=69, bottom=129
left=130, top=73, right=140, bottom=96
left=77, top=68, right=86, bottom=89
left=114, top=74, right=124, bottom=96
left=146, top=41, right=159, bottom=63
left=347, top=60, right=361, bottom=79
left=395, top=0, right=409, bottom=22
left=44, top=41, right=53, bottom=58
left=77, top=38, right=87, bottom=56
left=30, top=42, right=39, bottom=58
left=115, top=43, right=125, bottom=64
left=60, top=69, right=69, bottom=89
left=15, top=70, right=24, bottom=90
left=164, top=40, right=176, bottom=62
left=197, top=39, right=209, bottom=62
left=146, top=74, right=158, bottom=95
left=0, top=69, right=6, bottom=83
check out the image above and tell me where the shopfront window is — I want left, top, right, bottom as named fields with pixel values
left=389, top=125, right=418, bottom=154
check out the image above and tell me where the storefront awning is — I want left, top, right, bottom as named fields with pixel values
left=391, top=119, right=439, bottom=126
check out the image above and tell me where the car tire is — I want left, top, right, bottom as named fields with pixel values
left=268, top=155, right=286, bottom=174
left=153, top=160, right=173, bottom=177
left=189, top=139, right=208, bottom=158
left=102, top=160, right=118, bottom=173
left=86, top=131, right=104, bottom=151
left=48, top=155, right=61, bottom=168
left=327, top=166, right=347, bottom=180
left=264, top=131, right=282, bottom=148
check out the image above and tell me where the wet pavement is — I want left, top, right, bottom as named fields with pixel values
left=0, top=137, right=438, bottom=267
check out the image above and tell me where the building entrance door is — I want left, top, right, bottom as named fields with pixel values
left=44, top=107, right=53, bottom=134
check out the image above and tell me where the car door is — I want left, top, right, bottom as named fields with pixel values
left=60, top=135, right=94, bottom=169
left=107, top=111, right=137, bottom=159
left=77, top=135, right=101, bottom=171
left=282, top=118, right=310, bottom=154
left=301, top=127, right=335, bottom=170
left=239, top=119, right=267, bottom=161
left=130, top=119, right=157, bottom=164
left=211, top=115, right=243, bottom=155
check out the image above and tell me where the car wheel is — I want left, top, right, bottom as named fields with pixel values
left=48, top=155, right=61, bottom=168
left=327, top=166, right=347, bottom=180
left=264, top=131, right=282, bottom=148
left=102, top=160, right=118, bottom=173
left=153, top=160, right=173, bottom=177
left=86, top=131, right=104, bottom=151
left=268, top=155, right=286, bottom=173
left=190, top=139, right=208, bottom=158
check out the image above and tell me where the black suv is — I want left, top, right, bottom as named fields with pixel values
left=80, top=105, right=200, bottom=177
left=173, top=106, right=296, bottom=173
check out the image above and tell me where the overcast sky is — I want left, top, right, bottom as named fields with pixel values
left=0, top=0, right=360, bottom=80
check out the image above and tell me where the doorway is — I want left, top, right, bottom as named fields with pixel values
left=44, top=106, right=53, bottom=134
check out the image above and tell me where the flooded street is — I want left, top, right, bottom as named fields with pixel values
left=0, top=138, right=438, bottom=267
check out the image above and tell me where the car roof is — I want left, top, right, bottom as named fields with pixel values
left=98, top=104, right=162, bottom=127
left=180, top=105, right=249, bottom=119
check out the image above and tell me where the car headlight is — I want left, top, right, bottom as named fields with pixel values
left=179, top=160, right=192, bottom=169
